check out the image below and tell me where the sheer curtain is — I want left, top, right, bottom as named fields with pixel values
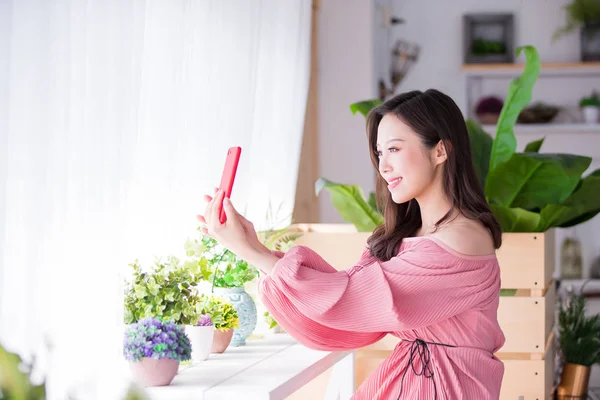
left=0, top=1, right=311, bottom=399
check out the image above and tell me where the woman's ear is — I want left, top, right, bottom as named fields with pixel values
left=433, top=140, right=449, bottom=166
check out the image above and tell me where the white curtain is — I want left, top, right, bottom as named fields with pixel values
left=0, top=1, right=311, bottom=399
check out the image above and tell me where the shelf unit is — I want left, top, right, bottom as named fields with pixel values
left=462, top=61, right=600, bottom=121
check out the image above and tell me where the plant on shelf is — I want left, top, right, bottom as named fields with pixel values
left=553, top=0, right=600, bottom=41
left=198, top=295, right=239, bottom=332
left=197, top=294, right=239, bottom=353
left=580, top=91, right=600, bottom=124
left=124, top=256, right=204, bottom=326
left=124, top=317, right=191, bottom=387
left=185, top=232, right=257, bottom=346
left=185, top=233, right=258, bottom=289
left=316, top=45, right=600, bottom=234
left=556, top=291, right=600, bottom=398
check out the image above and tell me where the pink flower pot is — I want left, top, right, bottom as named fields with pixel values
left=129, top=358, right=179, bottom=387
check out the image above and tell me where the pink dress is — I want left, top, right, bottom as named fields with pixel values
left=258, top=236, right=505, bottom=399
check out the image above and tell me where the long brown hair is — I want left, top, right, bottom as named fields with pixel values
left=366, top=89, right=502, bottom=261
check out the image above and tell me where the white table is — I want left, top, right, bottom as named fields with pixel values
left=144, top=334, right=355, bottom=400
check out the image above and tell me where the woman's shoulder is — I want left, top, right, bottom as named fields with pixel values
left=427, top=217, right=496, bottom=257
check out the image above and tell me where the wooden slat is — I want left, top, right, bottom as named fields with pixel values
left=461, top=61, right=600, bottom=71
left=496, top=230, right=555, bottom=291
left=497, top=284, right=555, bottom=354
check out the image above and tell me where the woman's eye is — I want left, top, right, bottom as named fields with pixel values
left=375, top=150, right=383, bottom=157
left=388, top=147, right=399, bottom=153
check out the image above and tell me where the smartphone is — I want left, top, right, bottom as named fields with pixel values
left=218, top=146, right=242, bottom=224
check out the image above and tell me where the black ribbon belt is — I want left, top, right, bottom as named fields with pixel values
left=396, top=338, right=456, bottom=400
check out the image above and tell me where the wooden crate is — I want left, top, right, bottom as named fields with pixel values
left=499, top=335, right=556, bottom=400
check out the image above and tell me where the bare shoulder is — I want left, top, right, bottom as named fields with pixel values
left=431, top=217, right=496, bottom=256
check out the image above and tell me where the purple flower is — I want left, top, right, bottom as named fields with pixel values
left=123, top=317, right=191, bottom=363
left=196, top=314, right=213, bottom=327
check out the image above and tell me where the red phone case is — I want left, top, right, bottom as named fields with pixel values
left=218, top=146, right=241, bottom=224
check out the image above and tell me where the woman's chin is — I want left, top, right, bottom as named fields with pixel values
left=390, top=191, right=411, bottom=204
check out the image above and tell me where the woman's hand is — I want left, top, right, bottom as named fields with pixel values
left=197, top=188, right=276, bottom=271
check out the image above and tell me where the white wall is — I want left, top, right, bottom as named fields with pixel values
left=390, top=0, right=590, bottom=113
left=317, top=0, right=379, bottom=223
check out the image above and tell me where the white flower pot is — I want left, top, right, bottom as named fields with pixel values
left=185, top=325, right=214, bottom=362
left=582, top=106, right=599, bottom=124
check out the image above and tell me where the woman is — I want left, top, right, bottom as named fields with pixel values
left=198, top=89, right=505, bottom=399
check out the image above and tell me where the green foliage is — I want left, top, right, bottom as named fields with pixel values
left=185, top=234, right=258, bottom=288
left=197, top=295, right=239, bottom=331
left=488, top=46, right=540, bottom=171
left=316, top=45, right=600, bottom=233
left=315, top=177, right=383, bottom=232
left=553, top=0, right=600, bottom=41
left=263, top=311, right=278, bottom=329
left=349, top=99, right=382, bottom=117
left=0, top=344, right=46, bottom=400
left=123, top=256, right=205, bottom=325
left=558, top=292, right=600, bottom=366
left=580, top=91, right=600, bottom=108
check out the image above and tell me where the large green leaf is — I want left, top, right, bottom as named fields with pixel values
left=485, top=153, right=591, bottom=209
left=490, top=205, right=541, bottom=232
left=465, top=119, right=493, bottom=187
left=349, top=99, right=382, bottom=117
left=538, top=169, right=600, bottom=229
left=315, top=177, right=382, bottom=231
left=489, top=46, right=541, bottom=172
left=524, top=137, right=544, bottom=153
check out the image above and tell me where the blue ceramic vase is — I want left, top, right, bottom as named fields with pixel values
left=213, top=287, right=257, bottom=346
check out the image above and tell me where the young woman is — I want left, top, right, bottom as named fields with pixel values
left=198, top=89, right=505, bottom=399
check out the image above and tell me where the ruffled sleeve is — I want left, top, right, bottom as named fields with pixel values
left=257, top=241, right=500, bottom=351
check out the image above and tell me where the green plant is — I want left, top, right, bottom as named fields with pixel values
left=553, top=0, right=600, bottom=41
left=264, top=311, right=278, bottom=329
left=185, top=233, right=258, bottom=288
left=0, top=342, right=148, bottom=400
left=258, top=202, right=303, bottom=252
left=558, top=291, right=600, bottom=366
left=0, top=343, right=46, bottom=400
left=316, top=45, right=600, bottom=233
left=124, top=256, right=205, bottom=325
left=580, top=91, right=600, bottom=107
left=197, top=294, right=239, bottom=331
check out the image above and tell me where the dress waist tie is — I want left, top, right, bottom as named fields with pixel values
left=396, top=338, right=456, bottom=400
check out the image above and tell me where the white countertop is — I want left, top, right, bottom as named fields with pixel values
left=144, top=333, right=354, bottom=400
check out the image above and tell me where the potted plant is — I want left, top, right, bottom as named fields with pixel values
left=579, top=91, right=600, bottom=124
left=553, top=0, right=600, bottom=61
left=123, top=317, right=191, bottom=387
left=556, top=291, right=600, bottom=398
left=197, top=294, right=240, bottom=353
left=124, top=256, right=205, bottom=326
left=186, top=313, right=214, bottom=362
left=185, top=233, right=258, bottom=347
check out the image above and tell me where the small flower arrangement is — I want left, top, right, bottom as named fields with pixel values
left=124, top=317, right=192, bottom=363
left=196, top=313, right=213, bottom=327
left=198, top=295, right=239, bottom=331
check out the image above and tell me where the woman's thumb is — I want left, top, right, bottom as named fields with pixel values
left=223, top=197, right=239, bottom=216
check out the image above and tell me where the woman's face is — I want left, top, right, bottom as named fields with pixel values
left=375, top=114, right=444, bottom=204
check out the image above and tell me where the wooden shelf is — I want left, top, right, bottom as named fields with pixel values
left=462, top=62, right=600, bottom=77
left=480, top=123, right=600, bottom=134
